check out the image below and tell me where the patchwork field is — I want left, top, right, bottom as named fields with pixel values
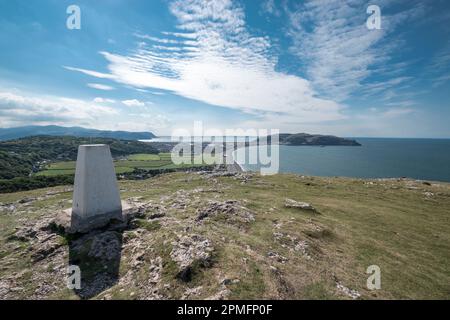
left=36, top=153, right=196, bottom=176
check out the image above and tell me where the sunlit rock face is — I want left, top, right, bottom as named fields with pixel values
left=71, top=144, right=123, bottom=233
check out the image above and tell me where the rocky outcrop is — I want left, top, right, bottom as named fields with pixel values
left=284, top=199, right=317, bottom=213
left=86, top=231, right=122, bottom=261
left=170, top=234, right=214, bottom=282
left=196, top=200, right=255, bottom=224
left=336, top=282, right=361, bottom=300
left=273, top=231, right=312, bottom=260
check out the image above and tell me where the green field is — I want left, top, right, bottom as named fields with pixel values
left=128, top=154, right=163, bottom=161
left=36, top=153, right=207, bottom=176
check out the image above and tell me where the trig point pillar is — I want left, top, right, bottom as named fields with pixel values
left=70, top=144, right=123, bottom=233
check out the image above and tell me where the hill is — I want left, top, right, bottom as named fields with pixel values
left=0, top=136, right=158, bottom=179
left=0, top=171, right=448, bottom=300
left=0, top=125, right=156, bottom=141
left=264, top=133, right=361, bottom=146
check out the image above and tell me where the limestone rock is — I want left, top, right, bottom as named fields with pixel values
left=196, top=200, right=255, bottom=223
left=170, top=234, right=214, bottom=281
left=267, top=251, right=288, bottom=263
left=30, top=234, right=63, bottom=262
left=8, top=227, right=37, bottom=242
left=336, top=282, right=361, bottom=299
left=88, top=232, right=122, bottom=261
left=285, top=199, right=317, bottom=212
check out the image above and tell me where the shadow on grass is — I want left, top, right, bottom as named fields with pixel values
left=68, top=230, right=123, bottom=299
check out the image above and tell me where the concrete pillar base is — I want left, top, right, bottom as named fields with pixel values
left=56, top=201, right=133, bottom=234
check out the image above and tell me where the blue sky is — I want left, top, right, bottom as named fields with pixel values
left=0, top=0, right=449, bottom=137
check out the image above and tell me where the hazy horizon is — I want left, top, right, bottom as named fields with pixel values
left=1, top=124, right=450, bottom=140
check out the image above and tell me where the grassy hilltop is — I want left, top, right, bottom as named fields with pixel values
left=0, top=136, right=158, bottom=180
left=0, top=136, right=212, bottom=193
left=0, top=171, right=449, bottom=300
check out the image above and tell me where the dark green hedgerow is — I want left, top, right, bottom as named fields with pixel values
left=0, top=175, right=74, bottom=193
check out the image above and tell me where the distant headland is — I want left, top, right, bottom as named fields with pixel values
left=0, top=125, right=156, bottom=141
left=262, top=133, right=361, bottom=146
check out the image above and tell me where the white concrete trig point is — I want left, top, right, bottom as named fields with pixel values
left=70, top=144, right=124, bottom=233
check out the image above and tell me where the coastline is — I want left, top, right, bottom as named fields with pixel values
left=230, top=160, right=244, bottom=173
left=231, top=140, right=450, bottom=183
left=230, top=150, right=245, bottom=173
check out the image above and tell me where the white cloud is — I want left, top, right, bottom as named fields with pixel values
left=122, top=99, right=145, bottom=107
left=261, top=0, right=281, bottom=17
left=63, top=66, right=114, bottom=79
left=385, top=100, right=416, bottom=107
left=427, top=39, right=450, bottom=88
left=432, top=74, right=450, bottom=88
left=65, top=0, right=344, bottom=123
left=134, top=33, right=181, bottom=44
left=126, top=113, right=170, bottom=129
left=286, top=0, right=426, bottom=102
left=361, top=77, right=413, bottom=97
left=93, top=97, right=116, bottom=103
left=355, top=106, right=415, bottom=121
left=382, top=107, right=415, bottom=118
left=0, top=89, right=118, bottom=127
left=0, top=88, right=170, bottom=132
left=87, top=83, right=115, bottom=91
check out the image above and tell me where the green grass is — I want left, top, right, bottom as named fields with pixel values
left=128, top=154, right=162, bottom=161
left=35, top=166, right=134, bottom=176
left=134, top=219, right=161, bottom=231
left=46, top=161, right=77, bottom=170
left=36, top=153, right=211, bottom=177
left=1, top=172, right=449, bottom=300
left=115, top=160, right=173, bottom=168
left=158, top=153, right=172, bottom=159
left=35, top=169, right=76, bottom=176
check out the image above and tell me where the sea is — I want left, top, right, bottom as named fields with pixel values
left=234, top=138, right=450, bottom=183
left=142, top=137, right=450, bottom=183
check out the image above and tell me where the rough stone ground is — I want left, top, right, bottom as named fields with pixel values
left=0, top=171, right=449, bottom=300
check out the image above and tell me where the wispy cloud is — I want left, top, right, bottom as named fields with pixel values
left=361, top=76, right=414, bottom=97
left=286, top=0, right=426, bottom=102
left=260, top=0, right=281, bottom=17
left=65, top=0, right=344, bottom=123
left=122, top=99, right=145, bottom=107
left=87, top=83, right=115, bottom=91
left=427, top=39, right=450, bottom=88
left=93, top=97, right=116, bottom=103
left=124, top=113, right=170, bottom=130
left=382, top=107, right=415, bottom=118
left=63, top=66, right=114, bottom=79
left=384, top=100, right=416, bottom=107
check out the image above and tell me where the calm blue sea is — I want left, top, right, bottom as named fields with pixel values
left=235, top=138, right=450, bottom=182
